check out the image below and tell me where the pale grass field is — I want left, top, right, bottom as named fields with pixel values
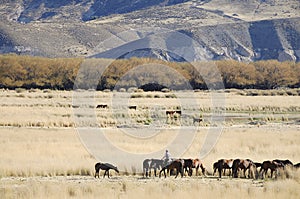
left=0, top=126, right=300, bottom=198
left=0, top=89, right=300, bottom=198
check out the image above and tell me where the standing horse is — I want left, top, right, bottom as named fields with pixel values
left=95, top=162, right=119, bottom=178
left=143, top=159, right=164, bottom=177
left=159, top=159, right=184, bottom=178
left=232, top=159, right=256, bottom=179
left=259, top=160, right=284, bottom=179
left=213, top=159, right=233, bottom=178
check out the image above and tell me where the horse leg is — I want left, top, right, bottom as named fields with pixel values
left=189, top=167, right=193, bottom=176
left=175, top=170, right=178, bottom=178
left=271, top=169, right=274, bottom=178
left=213, top=168, right=216, bottom=176
left=103, top=170, right=106, bottom=178
left=218, top=165, right=222, bottom=178
left=201, top=166, right=206, bottom=177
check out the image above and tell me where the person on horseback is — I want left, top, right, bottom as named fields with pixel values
left=162, top=149, right=172, bottom=166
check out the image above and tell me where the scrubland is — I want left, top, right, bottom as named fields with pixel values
left=0, top=89, right=299, bottom=198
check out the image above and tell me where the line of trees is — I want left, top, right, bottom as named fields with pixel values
left=0, top=54, right=299, bottom=90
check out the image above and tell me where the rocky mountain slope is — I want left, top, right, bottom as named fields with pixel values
left=0, top=0, right=299, bottom=61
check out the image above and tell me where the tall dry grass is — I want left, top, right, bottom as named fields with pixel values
left=1, top=174, right=300, bottom=199
left=0, top=89, right=300, bottom=198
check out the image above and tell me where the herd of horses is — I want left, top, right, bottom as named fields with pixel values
left=94, top=158, right=300, bottom=179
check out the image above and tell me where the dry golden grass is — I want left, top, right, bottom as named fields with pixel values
left=0, top=89, right=300, bottom=198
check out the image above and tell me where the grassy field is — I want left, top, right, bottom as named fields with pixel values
left=0, top=89, right=300, bottom=198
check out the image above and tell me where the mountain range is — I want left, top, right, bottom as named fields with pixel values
left=0, top=0, right=299, bottom=61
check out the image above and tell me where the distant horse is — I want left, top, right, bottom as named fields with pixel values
left=213, top=159, right=233, bottom=178
left=294, top=163, right=300, bottom=169
left=96, top=104, right=108, bottom=109
left=95, top=162, right=119, bottom=178
left=166, top=110, right=182, bottom=123
left=259, top=160, right=284, bottom=179
left=192, top=158, right=206, bottom=176
left=159, top=159, right=184, bottom=178
left=193, top=117, right=203, bottom=125
left=232, top=159, right=256, bottom=179
left=128, top=105, right=137, bottom=110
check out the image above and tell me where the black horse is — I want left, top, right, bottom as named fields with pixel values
left=94, top=162, right=119, bottom=178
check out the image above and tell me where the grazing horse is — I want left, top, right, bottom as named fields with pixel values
left=183, top=159, right=193, bottom=176
left=95, top=162, right=119, bottom=178
left=96, top=104, right=108, bottom=109
left=193, top=158, right=206, bottom=176
left=259, top=160, right=284, bottom=179
left=129, top=105, right=137, bottom=110
left=232, top=159, right=256, bottom=179
left=213, top=159, right=233, bottom=178
left=294, top=163, right=300, bottom=169
left=193, top=117, right=203, bottom=125
left=159, top=159, right=184, bottom=178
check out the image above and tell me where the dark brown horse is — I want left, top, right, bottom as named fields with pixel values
left=294, top=163, right=300, bottom=169
left=95, top=162, right=119, bottom=178
left=213, top=159, right=233, bottom=178
left=183, top=159, right=193, bottom=176
left=232, top=159, right=256, bottom=179
left=159, top=159, right=184, bottom=178
left=259, top=160, right=284, bottom=179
